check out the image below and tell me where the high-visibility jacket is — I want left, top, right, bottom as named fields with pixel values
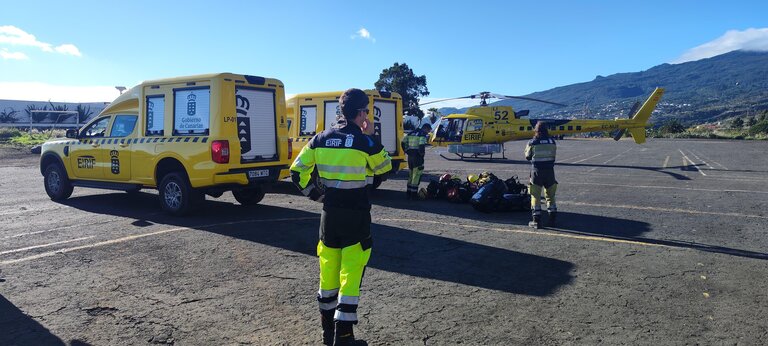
left=291, top=124, right=392, bottom=210
left=401, top=128, right=429, bottom=156
left=524, top=136, right=557, bottom=169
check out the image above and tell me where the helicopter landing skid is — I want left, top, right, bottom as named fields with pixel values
left=441, top=143, right=507, bottom=161
left=439, top=151, right=507, bottom=161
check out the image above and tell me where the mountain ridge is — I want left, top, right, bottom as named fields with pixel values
left=438, top=50, right=768, bottom=125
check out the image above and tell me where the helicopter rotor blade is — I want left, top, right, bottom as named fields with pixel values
left=419, top=94, right=483, bottom=106
left=487, top=93, right=567, bottom=107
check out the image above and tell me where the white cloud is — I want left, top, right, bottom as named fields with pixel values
left=54, top=44, right=82, bottom=57
left=0, top=48, right=28, bottom=60
left=673, top=28, right=768, bottom=63
left=0, top=25, right=83, bottom=57
left=351, top=28, right=376, bottom=43
left=0, top=82, right=119, bottom=102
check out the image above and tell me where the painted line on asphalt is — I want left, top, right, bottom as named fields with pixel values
left=571, top=154, right=602, bottom=164
left=558, top=153, right=587, bottom=163
left=691, top=149, right=728, bottom=170
left=679, top=149, right=706, bottom=176
left=565, top=181, right=768, bottom=194
left=0, top=216, right=320, bottom=265
left=587, top=148, right=633, bottom=172
left=0, top=236, right=95, bottom=255
left=663, top=156, right=670, bottom=169
left=686, top=150, right=714, bottom=170
left=378, top=218, right=669, bottom=248
left=559, top=201, right=768, bottom=220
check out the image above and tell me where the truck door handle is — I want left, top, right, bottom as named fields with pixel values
left=119, top=143, right=130, bottom=148
left=91, top=143, right=100, bottom=148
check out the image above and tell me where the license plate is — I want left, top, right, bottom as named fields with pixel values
left=248, top=169, right=269, bottom=178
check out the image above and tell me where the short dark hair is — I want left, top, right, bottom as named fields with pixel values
left=534, top=122, right=549, bottom=139
left=340, top=88, right=368, bottom=120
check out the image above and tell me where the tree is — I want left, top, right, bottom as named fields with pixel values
left=76, top=104, right=94, bottom=124
left=26, top=104, right=49, bottom=123
left=731, top=117, right=744, bottom=129
left=48, top=102, right=73, bottom=123
left=0, top=108, right=19, bottom=123
left=746, top=117, right=757, bottom=127
left=748, top=120, right=768, bottom=135
left=374, top=62, right=429, bottom=119
left=759, top=110, right=768, bottom=122
left=659, top=119, right=685, bottom=134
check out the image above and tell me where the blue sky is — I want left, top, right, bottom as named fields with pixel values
left=2, top=1, right=768, bottom=107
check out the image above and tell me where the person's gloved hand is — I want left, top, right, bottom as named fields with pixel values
left=308, top=187, right=325, bottom=202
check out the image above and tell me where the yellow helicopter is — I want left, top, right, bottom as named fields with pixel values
left=423, top=88, right=665, bottom=160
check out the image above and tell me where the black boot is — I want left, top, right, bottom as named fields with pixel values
left=548, top=210, right=557, bottom=226
left=334, top=321, right=367, bottom=346
left=321, top=310, right=335, bottom=346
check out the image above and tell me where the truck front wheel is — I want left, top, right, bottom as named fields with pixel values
left=44, top=163, right=74, bottom=201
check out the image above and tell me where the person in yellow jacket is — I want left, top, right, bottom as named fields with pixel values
left=401, top=123, right=431, bottom=199
left=524, top=122, right=558, bottom=229
left=290, top=88, right=392, bottom=345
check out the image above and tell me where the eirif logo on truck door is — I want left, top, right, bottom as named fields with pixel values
left=77, top=156, right=95, bottom=169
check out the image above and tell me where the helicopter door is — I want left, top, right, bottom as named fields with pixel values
left=435, top=118, right=466, bottom=142
left=463, top=119, right=483, bottom=143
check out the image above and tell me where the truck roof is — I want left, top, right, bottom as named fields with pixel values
left=287, top=89, right=402, bottom=101
left=100, top=73, right=282, bottom=116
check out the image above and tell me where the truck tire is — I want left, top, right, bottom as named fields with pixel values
left=158, top=172, right=202, bottom=215
left=43, top=163, right=74, bottom=201
left=232, top=187, right=265, bottom=206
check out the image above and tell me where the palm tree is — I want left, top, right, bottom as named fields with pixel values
left=0, top=108, right=19, bottom=123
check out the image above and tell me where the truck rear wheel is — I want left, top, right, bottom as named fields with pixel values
left=232, top=187, right=265, bottom=206
left=159, top=172, right=202, bottom=215
left=44, top=163, right=74, bottom=201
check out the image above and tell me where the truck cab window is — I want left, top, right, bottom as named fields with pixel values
left=81, top=117, right=111, bottom=138
left=110, top=115, right=138, bottom=137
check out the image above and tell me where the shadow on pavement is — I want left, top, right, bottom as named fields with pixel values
left=0, top=294, right=65, bottom=346
left=61, top=193, right=574, bottom=296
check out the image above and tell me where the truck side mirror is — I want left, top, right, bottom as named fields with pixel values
left=66, top=129, right=78, bottom=138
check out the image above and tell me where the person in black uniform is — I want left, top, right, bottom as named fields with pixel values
left=290, top=88, right=392, bottom=345
left=524, top=122, right=558, bottom=228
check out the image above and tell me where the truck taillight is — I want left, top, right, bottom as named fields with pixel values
left=211, top=140, right=229, bottom=164
left=288, top=138, right=293, bottom=160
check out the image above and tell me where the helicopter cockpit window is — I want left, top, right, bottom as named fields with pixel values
left=435, top=118, right=465, bottom=142
left=467, top=119, right=483, bottom=132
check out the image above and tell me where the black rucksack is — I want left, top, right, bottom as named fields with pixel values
left=470, top=178, right=508, bottom=212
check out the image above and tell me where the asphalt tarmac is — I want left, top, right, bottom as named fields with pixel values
left=1, top=138, right=767, bottom=345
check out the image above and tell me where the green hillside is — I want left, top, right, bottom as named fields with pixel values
left=440, top=50, right=768, bottom=126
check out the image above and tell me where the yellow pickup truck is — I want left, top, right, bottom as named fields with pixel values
left=40, top=73, right=292, bottom=215
left=281, top=89, right=407, bottom=182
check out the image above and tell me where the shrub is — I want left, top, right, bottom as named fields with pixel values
left=748, top=120, right=768, bottom=135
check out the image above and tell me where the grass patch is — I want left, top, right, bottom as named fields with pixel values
left=1, top=129, right=67, bottom=146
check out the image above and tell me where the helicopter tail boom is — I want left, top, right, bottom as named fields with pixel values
left=623, top=87, right=664, bottom=144
left=630, top=87, right=665, bottom=125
